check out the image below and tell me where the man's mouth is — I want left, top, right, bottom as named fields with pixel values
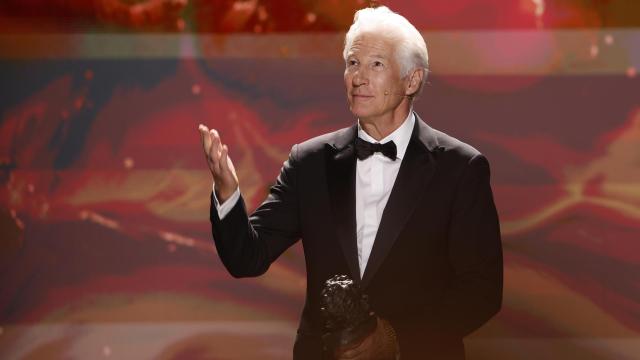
left=352, top=94, right=374, bottom=99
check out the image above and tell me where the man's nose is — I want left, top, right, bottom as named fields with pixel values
left=352, top=68, right=368, bottom=86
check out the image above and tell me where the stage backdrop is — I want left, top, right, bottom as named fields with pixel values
left=1, top=1, right=639, bottom=359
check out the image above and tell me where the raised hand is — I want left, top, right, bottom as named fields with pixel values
left=198, top=124, right=239, bottom=203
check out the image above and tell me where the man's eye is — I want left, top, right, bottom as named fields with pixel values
left=348, top=60, right=358, bottom=66
left=373, top=61, right=384, bottom=68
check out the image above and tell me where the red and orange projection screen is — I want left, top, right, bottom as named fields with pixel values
left=0, top=1, right=639, bottom=359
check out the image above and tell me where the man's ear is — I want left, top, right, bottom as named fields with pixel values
left=405, top=68, right=424, bottom=97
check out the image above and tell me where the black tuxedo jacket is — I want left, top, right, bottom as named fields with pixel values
left=210, top=114, right=503, bottom=359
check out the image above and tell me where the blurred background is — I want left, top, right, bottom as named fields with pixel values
left=0, top=0, right=638, bottom=359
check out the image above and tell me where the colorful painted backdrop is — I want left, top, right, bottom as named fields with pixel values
left=1, top=1, right=639, bottom=359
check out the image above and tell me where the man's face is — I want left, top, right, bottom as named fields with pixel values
left=344, top=32, right=408, bottom=123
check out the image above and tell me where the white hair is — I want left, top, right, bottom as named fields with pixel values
left=343, top=6, right=429, bottom=92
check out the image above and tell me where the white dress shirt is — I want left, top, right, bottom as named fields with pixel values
left=213, top=183, right=240, bottom=219
left=214, top=111, right=416, bottom=279
left=355, top=112, right=414, bottom=278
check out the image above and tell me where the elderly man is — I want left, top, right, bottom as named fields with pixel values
left=199, top=6, right=502, bottom=360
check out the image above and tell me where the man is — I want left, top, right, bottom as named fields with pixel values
left=198, top=6, right=502, bottom=360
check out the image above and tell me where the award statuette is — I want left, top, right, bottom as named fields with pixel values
left=320, top=274, right=377, bottom=355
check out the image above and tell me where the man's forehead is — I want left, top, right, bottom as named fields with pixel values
left=347, top=32, right=396, bottom=56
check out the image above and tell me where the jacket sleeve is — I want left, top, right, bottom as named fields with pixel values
left=209, top=145, right=302, bottom=278
left=396, top=153, right=503, bottom=352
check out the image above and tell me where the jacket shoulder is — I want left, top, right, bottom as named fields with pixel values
left=432, top=128, right=482, bottom=163
left=293, top=126, right=354, bottom=160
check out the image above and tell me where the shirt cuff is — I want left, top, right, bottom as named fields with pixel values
left=212, top=184, right=240, bottom=220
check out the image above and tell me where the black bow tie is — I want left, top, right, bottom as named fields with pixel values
left=354, top=137, right=397, bottom=161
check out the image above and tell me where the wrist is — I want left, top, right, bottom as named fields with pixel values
left=214, top=184, right=236, bottom=204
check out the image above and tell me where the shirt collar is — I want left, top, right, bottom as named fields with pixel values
left=357, top=110, right=415, bottom=160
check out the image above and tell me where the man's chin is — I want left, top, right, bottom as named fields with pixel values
left=350, top=107, right=375, bottom=120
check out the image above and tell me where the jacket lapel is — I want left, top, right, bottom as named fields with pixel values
left=325, top=125, right=361, bottom=283
left=361, top=115, right=442, bottom=287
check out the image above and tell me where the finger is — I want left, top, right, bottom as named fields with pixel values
left=337, top=345, right=364, bottom=359
left=210, top=129, right=222, bottom=158
left=198, top=123, right=208, bottom=136
left=338, top=350, right=360, bottom=359
left=198, top=124, right=212, bottom=156
left=209, top=129, right=222, bottom=171
left=199, top=128, right=211, bottom=159
left=338, top=335, right=373, bottom=360
left=220, top=144, right=230, bottom=173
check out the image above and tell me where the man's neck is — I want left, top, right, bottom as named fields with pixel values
left=359, top=105, right=411, bottom=141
